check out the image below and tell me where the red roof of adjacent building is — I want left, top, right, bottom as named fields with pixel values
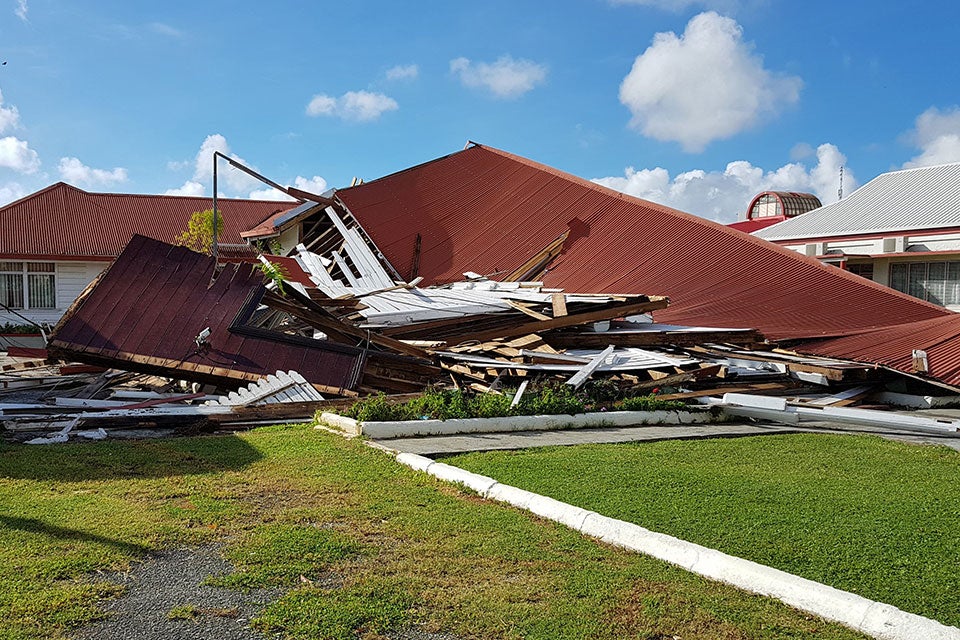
left=727, top=217, right=784, bottom=233
left=0, top=182, right=297, bottom=260
left=338, top=144, right=949, bottom=341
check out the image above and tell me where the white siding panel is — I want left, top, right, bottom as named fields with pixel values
left=0, top=261, right=108, bottom=327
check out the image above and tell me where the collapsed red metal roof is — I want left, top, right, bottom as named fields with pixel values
left=337, top=144, right=949, bottom=341
left=796, top=314, right=960, bottom=389
left=48, top=234, right=366, bottom=393
left=0, top=182, right=296, bottom=259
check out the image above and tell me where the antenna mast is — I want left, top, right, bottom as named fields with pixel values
left=838, top=165, right=844, bottom=200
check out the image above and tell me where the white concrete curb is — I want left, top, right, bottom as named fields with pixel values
left=319, top=409, right=723, bottom=440
left=394, top=452, right=960, bottom=640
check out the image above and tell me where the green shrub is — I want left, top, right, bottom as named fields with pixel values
left=0, top=322, right=43, bottom=335
left=404, top=388, right=470, bottom=421
left=343, top=394, right=406, bottom=422
left=468, top=391, right=516, bottom=418
left=339, top=384, right=690, bottom=423
left=579, top=378, right=623, bottom=404
left=519, top=382, right=584, bottom=416
left=616, top=395, right=686, bottom=412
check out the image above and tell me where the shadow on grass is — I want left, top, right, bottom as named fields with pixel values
left=0, top=515, right=151, bottom=555
left=0, top=434, right=263, bottom=481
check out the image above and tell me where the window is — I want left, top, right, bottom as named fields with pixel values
left=751, top=194, right=782, bottom=218
left=889, top=261, right=960, bottom=306
left=0, top=262, right=55, bottom=310
left=846, top=262, right=874, bottom=280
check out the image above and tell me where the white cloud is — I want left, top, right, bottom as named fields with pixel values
left=593, top=143, right=854, bottom=223
left=386, top=64, right=419, bottom=81
left=619, top=11, right=802, bottom=152
left=189, top=133, right=260, bottom=194
left=292, top=175, right=328, bottom=194
left=249, top=175, right=329, bottom=201
left=0, top=91, right=20, bottom=133
left=902, top=106, right=960, bottom=168
left=14, top=0, right=27, bottom=21
left=0, top=136, right=39, bottom=173
left=164, top=180, right=204, bottom=197
left=58, top=157, right=128, bottom=187
left=305, top=91, right=398, bottom=122
left=789, top=142, right=814, bottom=161
left=148, top=22, right=183, bottom=38
left=248, top=187, right=295, bottom=201
left=305, top=95, right=336, bottom=117
left=450, top=55, right=547, bottom=99
left=0, top=181, right=26, bottom=205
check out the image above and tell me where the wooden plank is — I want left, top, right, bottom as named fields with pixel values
left=449, top=297, right=669, bottom=345
left=505, top=300, right=551, bottom=321
left=502, top=230, right=569, bottom=283
left=551, top=293, right=567, bottom=318
left=654, top=382, right=794, bottom=401
left=0, top=359, right=47, bottom=372
left=506, top=334, right=545, bottom=349
left=5, top=347, right=48, bottom=359
left=262, top=289, right=432, bottom=361
left=545, top=328, right=763, bottom=349
left=566, top=345, right=615, bottom=389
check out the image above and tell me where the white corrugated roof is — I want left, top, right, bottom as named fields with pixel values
left=755, top=162, right=960, bottom=241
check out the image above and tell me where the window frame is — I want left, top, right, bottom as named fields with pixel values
left=0, top=261, right=57, bottom=311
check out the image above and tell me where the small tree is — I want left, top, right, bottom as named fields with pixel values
left=176, top=209, right=224, bottom=255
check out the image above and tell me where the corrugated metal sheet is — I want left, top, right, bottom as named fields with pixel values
left=0, top=182, right=296, bottom=258
left=338, top=144, right=949, bottom=342
left=797, top=314, right=960, bottom=389
left=727, top=217, right=784, bottom=233
left=756, top=162, right=960, bottom=241
left=49, top=234, right=365, bottom=392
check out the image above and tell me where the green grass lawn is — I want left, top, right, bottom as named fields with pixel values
left=446, top=433, right=960, bottom=628
left=0, top=425, right=870, bottom=640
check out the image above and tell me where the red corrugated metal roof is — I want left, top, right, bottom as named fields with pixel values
left=727, top=217, right=785, bottom=233
left=0, top=182, right=296, bottom=259
left=49, top=234, right=365, bottom=392
left=338, top=144, right=950, bottom=341
left=796, top=314, right=960, bottom=388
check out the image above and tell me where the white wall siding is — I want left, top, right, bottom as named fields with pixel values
left=0, top=261, right=108, bottom=328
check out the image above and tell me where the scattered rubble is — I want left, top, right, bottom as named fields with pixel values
left=3, top=202, right=959, bottom=443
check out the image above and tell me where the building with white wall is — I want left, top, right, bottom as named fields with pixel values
left=0, top=182, right=297, bottom=328
left=754, top=162, right=960, bottom=309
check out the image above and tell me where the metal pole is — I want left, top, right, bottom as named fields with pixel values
left=212, top=152, right=219, bottom=261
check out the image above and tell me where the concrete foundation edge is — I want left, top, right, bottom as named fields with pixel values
left=333, top=409, right=722, bottom=440
left=394, top=452, right=960, bottom=640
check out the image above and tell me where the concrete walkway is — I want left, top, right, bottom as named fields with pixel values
left=375, top=422, right=800, bottom=455
left=374, top=419, right=960, bottom=456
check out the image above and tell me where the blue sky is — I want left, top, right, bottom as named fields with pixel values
left=2, top=0, right=960, bottom=222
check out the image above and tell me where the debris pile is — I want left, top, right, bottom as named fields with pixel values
left=3, top=203, right=956, bottom=441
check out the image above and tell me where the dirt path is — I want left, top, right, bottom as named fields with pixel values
left=73, top=545, right=280, bottom=640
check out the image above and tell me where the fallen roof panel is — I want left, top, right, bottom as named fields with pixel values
left=795, top=314, right=960, bottom=390
left=48, top=234, right=366, bottom=394
left=337, top=144, right=948, bottom=341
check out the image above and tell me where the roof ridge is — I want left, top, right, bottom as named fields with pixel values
left=475, top=144, right=947, bottom=314
left=336, top=147, right=473, bottom=193
left=0, top=181, right=85, bottom=211
left=876, top=160, right=960, bottom=178
left=91, top=190, right=295, bottom=205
